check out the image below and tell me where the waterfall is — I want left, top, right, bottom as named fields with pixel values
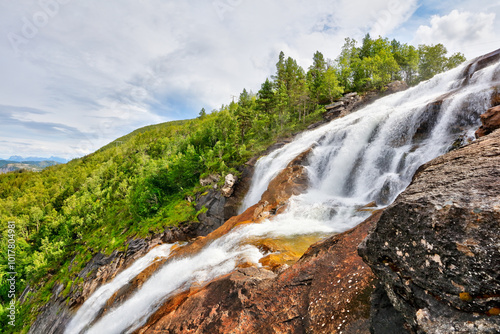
left=65, top=244, right=175, bottom=334
left=66, top=57, right=500, bottom=334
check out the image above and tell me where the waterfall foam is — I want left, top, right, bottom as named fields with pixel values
left=68, top=57, right=500, bottom=334
left=64, top=244, right=174, bottom=334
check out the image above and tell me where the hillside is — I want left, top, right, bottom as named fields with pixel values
left=0, top=35, right=469, bottom=333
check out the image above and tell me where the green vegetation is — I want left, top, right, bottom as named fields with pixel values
left=0, top=35, right=465, bottom=333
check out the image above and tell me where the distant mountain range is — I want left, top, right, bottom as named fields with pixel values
left=5, top=156, right=69, bottom=163
left=0, top=156, right=68, bottom=174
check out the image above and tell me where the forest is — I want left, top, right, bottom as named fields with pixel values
left=0, top=34, right=465, bottom=331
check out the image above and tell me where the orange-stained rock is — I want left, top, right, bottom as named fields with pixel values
left=135, top=211, right=383, bottom=334
left=87, top=146, right=314, bottom=326
left=475, top=105, right=500, bottom=138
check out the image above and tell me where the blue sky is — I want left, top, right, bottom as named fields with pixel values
left=1, top=0, right=499, bottom=159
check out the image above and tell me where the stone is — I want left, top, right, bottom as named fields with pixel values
left=325, top=101, right=344, bottom=110
left=370, top=283, right=410, bottom=334
left=475, top=106, right=500, bottom=138
left=195, top=189, right=226, bottom=235
left=199, top=174, right=220, bottom=186
left=384, top=81, right=408, bottom=95
left=359, top=129, right=500, bottom=333
left=221, top=173, right=237, bottom=197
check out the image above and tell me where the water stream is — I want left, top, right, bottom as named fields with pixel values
left=66, top=57, right=500, bottom=334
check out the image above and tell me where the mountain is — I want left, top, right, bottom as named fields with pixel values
left=7, top=156, right=69, bottom=163
left=0, top=159, right=61, bottom=174
left=0, top=156, right=68, bottom=173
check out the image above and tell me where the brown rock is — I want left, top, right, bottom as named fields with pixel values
left=475, top=105, right=500, bottom=138
left=384, top=81, right=408, bottom=95
left=137, top=211, right=383, bottom=334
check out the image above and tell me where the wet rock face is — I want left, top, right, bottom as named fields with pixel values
left=137, top=211, right=383, bottom=334
left=195, top=188, right=227, bottom=235
left=461, top=49, right=500, bottom=87
left=359, top=129, right=500, bottom=333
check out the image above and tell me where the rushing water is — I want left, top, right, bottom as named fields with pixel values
left=64, top=244, right=175, bottom=334
left=66, top=57, right=500, bottom=334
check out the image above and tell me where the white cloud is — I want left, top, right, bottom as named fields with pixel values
left=414, top=10, right=497, bottom=58
left=369, top=0, right=419, bottom=37
left=0, top=0, right=419, bottom=158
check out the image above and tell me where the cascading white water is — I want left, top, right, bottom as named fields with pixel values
left=65, top=244, right=175, bottom=334
left=242, top=62, right=498, bottom=211
left=67, top=57, right=500, bottom=334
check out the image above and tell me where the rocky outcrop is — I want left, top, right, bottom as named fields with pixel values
left=359, top=129, right=500, bottom=333
left=475, top=105, right=500, bottom=138
left=384, top=80, right=409, bottom=95
left=194, top=189, right=228, bottom=235
left=137, top=211, right=383, bottom=334
left=324, top=92, right=362, bottom=121
left=321, top=81, right=408, bottom=126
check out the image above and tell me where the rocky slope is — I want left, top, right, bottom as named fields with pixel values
left=136, top=211, right=382, bottom=334
left=359, top=129, right=500, bottom=333
left=138, top=107, right=500, bottom=333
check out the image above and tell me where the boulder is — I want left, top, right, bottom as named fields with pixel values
left=475, top=105, right=500, bottom=138
left=221, top=173, right=237, bottom=197
left=359, top=129, right=500, bottom=333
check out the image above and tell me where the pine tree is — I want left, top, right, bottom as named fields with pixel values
left=257, top=78, right=275, bottom=114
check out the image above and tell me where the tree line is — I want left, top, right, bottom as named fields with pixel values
left=224, top=34, right=465, bottom=145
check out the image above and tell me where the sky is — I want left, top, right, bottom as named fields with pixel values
left=1, top=0, right=499, bottom=160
